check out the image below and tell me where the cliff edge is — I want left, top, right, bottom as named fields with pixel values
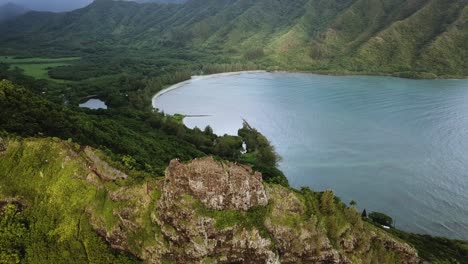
left=0, top=138, right=422, bottom=263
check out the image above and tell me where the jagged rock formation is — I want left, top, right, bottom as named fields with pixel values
left=163, top=157, right=268, bottom=211
left=134, top=157, right=421, bottom=263
left=156, top=157, right=277, bottom=263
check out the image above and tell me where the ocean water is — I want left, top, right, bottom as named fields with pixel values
left=153, top=72, right=468, bottom=240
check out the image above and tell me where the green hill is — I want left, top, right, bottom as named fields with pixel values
left=1, top=135, right=465, bottom=263
left=0, top=0, right=467, bottom=78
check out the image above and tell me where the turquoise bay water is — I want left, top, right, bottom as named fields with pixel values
left=153, top=72, right=468, bottom=240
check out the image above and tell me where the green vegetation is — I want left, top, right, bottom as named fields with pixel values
left=0, top=135, right=467, bottom=263
left=0, top=79, right=288, bottom=184
left=0, top=57, right=79, bottom=64
left=238, top=121, right=288, bottom=186
left=0, top=0, right=466, bottom=79
left=388, top=229, right=468, bottom=264
left=369, top=211, right=394, bottom=227
left=0, top=138, right=140, bottom=264
left=0, top=203, right=27, bottom=263
left=0, top=56, right=79, bottom=82
left=194, top=199, right=273, bottom=239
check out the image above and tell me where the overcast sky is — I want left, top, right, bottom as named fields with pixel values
left=0, top=0, right=94, bottom=12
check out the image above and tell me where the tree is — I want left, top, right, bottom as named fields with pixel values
left=320, top=190, right=335, bottom=215
left=204, top=125, right=213, bottom=136
left=350, top=200, right=357, bottom=207
left=369, top=212, right=393, bottom=227
left=214, top=135, right=243, bottom=159
left=361, top=209, right=367, bottom=218
left=0, top=204, right=28, bottom=264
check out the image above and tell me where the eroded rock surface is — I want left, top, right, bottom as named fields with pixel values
left=84, top=147, right=128, bottom=180
left=156, top=157, right=276, bottom=263
left=164, top=157, right=268, bottom=211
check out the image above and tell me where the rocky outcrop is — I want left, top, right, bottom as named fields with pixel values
left=264, top=186, right=345, bottom=263
left=88, top=156, right=421, bottom=264
left=163, top=157, right=268, bottom=211
left=83, top=147, right=128, bottom=181
left=156, top=157, right=276, bottom=263
left=376, top=235, right=421, bottom=264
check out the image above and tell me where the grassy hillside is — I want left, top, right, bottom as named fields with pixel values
left=0, top=0, right=466, bottom=78
left=0, top=56, right=79, bottom=81
left=1, top=136, right=467, bottom=263
left=0, top=137, right=141, bottom=263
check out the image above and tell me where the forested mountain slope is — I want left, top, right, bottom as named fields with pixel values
left=0, top=0, right=467, bottom=77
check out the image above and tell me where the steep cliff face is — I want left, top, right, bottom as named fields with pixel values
left=0, top=138, right=421, bottom=263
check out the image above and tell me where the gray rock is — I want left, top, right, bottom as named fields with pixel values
left=163, top=157, right=268, bottom=211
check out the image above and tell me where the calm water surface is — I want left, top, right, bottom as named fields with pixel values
left=79, top=99, right=107, bottom=109
left=153, top=72, right=468, bottom=240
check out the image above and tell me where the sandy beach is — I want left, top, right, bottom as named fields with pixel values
left=152, top=70, right=267, bottom=103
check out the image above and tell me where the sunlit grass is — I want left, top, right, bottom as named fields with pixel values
left=0, top=56, right=80, bottom=82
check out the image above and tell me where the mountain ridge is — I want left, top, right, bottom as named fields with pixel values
left=0, top=0, right=467, bottom=78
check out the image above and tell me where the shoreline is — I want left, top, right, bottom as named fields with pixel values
left=152, top=69, right=467, bottom=105
left=152, top=70, right=267, bottom=103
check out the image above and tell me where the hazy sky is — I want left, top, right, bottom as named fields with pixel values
left=0, top=0, right=94, bottom=12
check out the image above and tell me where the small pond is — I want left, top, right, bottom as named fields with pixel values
left=79, top=99, right=107, bottom=110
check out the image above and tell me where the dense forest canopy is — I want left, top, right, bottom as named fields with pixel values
left=0, top=0, right=467, bottom=79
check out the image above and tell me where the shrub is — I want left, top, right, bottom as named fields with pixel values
left=369, top=211, right=393, bottom=227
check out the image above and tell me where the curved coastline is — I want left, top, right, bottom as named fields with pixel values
left=152, top=70, right=267, bottom=103
left=152, top=70, right=465, bottom=105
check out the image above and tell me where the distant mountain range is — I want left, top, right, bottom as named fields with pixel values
left=137, top=0, right=188, bottom=3
left=0, top=0, right=467, bottom=78
left=0, top=2, right=29, bottom=22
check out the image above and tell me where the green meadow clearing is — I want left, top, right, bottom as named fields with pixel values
left=0, top=56, right=80, bottom=81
